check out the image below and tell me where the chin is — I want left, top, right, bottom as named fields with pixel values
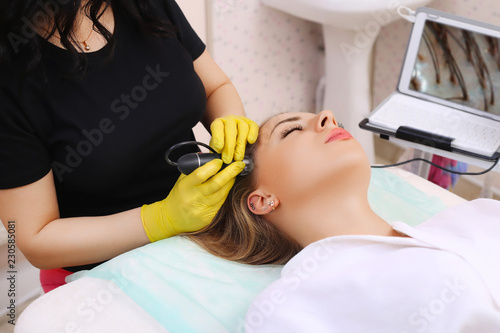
left=299, top=143, right=370, bottom=195
left=328, top=141, right=372, bottom=187
left=352, top=142, right=372, bottom=180
left=339, top=139, right=370, bottom=165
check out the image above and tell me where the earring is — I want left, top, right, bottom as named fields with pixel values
left=261, top=201, right=276, bottom=213
left=249, top=203, right=256, bottom=211
left=268, top=200, right=275, bottom=213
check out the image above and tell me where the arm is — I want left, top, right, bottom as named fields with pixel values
left=194, top=50, right=258, bottom=163
left=194, top=49, right=246, bottom=128
left=0, top=171, right=149, bottom=270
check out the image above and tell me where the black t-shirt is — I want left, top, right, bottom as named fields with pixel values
left=0, top=1, right=206, bottom=270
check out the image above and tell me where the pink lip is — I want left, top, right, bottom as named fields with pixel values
left=325, top=128, right=353, bottom=143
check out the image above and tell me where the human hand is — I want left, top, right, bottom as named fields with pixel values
left=209, top=115, right=259, bottom=164
left=141, top=159, right=245, bottom=242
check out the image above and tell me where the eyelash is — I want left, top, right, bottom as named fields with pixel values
left=281, top=125, right=303, bottom=138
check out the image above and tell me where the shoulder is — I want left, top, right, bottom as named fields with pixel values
left=0, top=64, right=44, bottom=109
left=246, top=229, right=500, bottom=332
left=392, top=199, right=500, bottom=260
left=0, top=49, right=44, bottom=99
left=413, top=199, right=500, bottom=239
left=147, top=0, right=185, bottom=23
left=143, top=0, right=205, bottom=52
left=394, top=199, right=500, bottom=307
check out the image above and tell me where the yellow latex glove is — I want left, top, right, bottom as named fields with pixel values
left=141, top=159, right=245, bottom=242
left=209, top=115, right=259, bottom=164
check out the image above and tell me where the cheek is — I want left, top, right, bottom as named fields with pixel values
left=255, top=143, right=311, bottom=197
left=256, top=140, right=370, bottom=202
left=254, top=149, right=290, bottom=188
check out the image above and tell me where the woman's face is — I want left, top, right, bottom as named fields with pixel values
left=252, top=110, right=371, bottom=207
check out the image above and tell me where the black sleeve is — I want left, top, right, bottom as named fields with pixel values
left=158, top=0, right=206, bottom=60
left=0, top=87, right=52, bottom=189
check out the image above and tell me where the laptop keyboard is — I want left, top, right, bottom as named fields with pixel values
left=369, top=95, right=500, bottom=157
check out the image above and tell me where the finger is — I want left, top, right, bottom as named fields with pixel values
left=221, top=119, right=237, bottom=164
left=204, top=178, right=237, bottom=206
left=233, top=120, right=250, bottom=161
left=208, top=136, right=220, bottom=154
left=182, top=159, right=223, bottom=187
left=201, top=161, right=245, bottom=195
left=210, top=119, right=225, bottom=152
left=247, top=119, right=259, bottom=144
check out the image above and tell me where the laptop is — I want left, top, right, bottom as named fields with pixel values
left=360, top=7, right=500, bottom=161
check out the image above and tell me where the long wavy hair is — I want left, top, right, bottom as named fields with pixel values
left=186, top=140, right=302, bottom=266
left=0, top=0, right=175, bottom=77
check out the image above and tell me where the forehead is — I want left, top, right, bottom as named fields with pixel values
left=260, top=112, right=313, bottom=134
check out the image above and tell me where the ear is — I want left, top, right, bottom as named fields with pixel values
left=247, top=190, right=279, bottom=215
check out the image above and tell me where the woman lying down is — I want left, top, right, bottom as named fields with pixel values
left=187, top=110, right=500, bottom=332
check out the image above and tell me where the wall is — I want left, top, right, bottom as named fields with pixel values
left=209, top=0, right=323, bottom=124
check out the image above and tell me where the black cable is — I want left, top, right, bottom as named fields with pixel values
left=165, top=141, right=217, bottom=167
left=371, top=156, right=500, bottom=176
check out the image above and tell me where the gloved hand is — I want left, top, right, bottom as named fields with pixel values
left=141, top=159, right=245, bottom=242
left=209, top=115, right=259, bottom=164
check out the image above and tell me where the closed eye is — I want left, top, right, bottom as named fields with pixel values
left=281, top=125, right=303, bottom=138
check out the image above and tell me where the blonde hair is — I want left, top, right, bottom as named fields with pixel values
left=186, top=142, right=301, bottom=265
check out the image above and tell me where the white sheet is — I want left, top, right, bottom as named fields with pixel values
left=245, top=199, right=500, bottom=332
left=15, top=276, right=169, bottom=333
left=384, top=167, right=466, bottom=208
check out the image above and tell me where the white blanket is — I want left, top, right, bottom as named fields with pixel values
left=245, top=199, right=500, bottom=333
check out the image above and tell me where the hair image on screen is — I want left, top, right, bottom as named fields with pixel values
left=411, top=21, right=500, bottom=115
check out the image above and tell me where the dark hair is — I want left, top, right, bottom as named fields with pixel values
left=0, top=0, right=175, bottom=77
left=186, top=140, right=302, bottom=266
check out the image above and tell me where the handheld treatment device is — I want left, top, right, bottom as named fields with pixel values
left=165, top=141, right=254, bottom=176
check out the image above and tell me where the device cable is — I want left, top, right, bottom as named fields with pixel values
left=371, top=156, right=500, bottom=176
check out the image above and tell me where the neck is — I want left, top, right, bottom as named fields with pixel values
left=272, top=188, right=399, bottom=247
left=40, top=2, right=114, bottom=52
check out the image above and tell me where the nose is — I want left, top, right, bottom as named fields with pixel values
left=315, top=110, right=337, bottom=132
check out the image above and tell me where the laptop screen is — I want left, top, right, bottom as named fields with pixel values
left=397, top=8, right=500, bottom=120
left=410, top=20, right=500, bottom=116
